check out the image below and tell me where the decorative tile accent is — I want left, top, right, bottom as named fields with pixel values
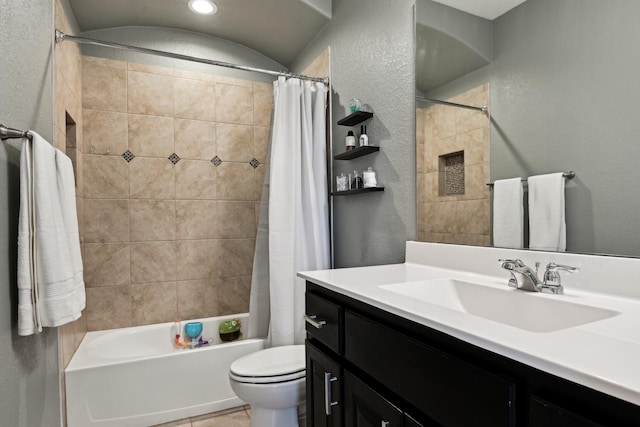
left=168, top=153, right=181, bottom=165
left=439, top=151, right=465, bottom=196
left=249, top=158, right=260, bottom=169
left=122, top=150, right=135, bottom=163
left=211, top=156, right=222, bottom=166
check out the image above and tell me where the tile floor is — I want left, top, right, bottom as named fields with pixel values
left=152, top=406, right=250, bottom=427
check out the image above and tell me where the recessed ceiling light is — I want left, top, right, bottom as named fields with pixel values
left=188, top=0, right=217, bottom=15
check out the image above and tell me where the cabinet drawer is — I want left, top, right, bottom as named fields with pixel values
left=344, top=310, right=516, bottom=427
left=305, top=291, right=343, bottom=354
left=529, top=395, right=604, bottom=427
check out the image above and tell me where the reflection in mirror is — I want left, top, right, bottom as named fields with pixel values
left=416, top=0, right=640, bottom=257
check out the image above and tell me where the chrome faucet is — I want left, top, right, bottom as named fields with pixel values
left=499, top=259, right=579, bottom=294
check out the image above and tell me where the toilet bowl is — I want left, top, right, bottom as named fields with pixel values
left=229, top=345, right=306, bottom=427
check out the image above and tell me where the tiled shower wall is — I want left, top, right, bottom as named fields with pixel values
left=416, top=84, right=490, bottom=246
left=81, top=56, right=273, bottom=331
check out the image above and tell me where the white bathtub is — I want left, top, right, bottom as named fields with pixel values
left=65, top=313, right=265, bottom=427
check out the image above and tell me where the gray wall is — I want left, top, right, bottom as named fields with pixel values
left=0, top=1, right=61, bottom=426
left=79, top=26, right=286, bottom=83
left=292, top=0, right=417, bottom=267
left=426, top=0, right=640, bottom=257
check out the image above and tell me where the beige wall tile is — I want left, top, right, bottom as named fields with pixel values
left=130, top=199, right=176, bottom=241
left=174, top=78, right=216, bottom=121
left=174, top=119, right=216, bottom=160
left=464, top=164, right=486, bottom=200
left=176, top=239, right=218, bottom=281
left=83, top=243, right=130, bottom=287
left=416, top=173, right=426, bottom=204
left=456, top=128, right=485, bottom=166
left=130, top=241, right=177, bottom=283
left=131, top=282, right=177, bottom=325
left=83, top=109, right=127, bottom=155
left=82, top=62, right=127, bottom=112
left=176, top=200, right=217, bottom=239
left=253, top=126, right=270, bottom=164
left=83, top=56, right=126, bottom=69
left=218, top=202, right=256, bottom=239
left=457, top=199, right=486, bottom=235
left=128, top=70, right=173, bottom=116
left=128, top=114, right=174, bottom=158
left=85, top=286, right=132, bottom=331
left=127, top=62, right=173, bottom=76
left=217, top=276, right=251, bottom=315
left=216, top=84, right=253, bottom=125
left=174, top=68, right=216, bottom=82
left=84, top=199, right=130, bottom=243
left=216, top=163, right=255, bottom=201
left=177, top=279, right=219, bottom=320
left=216, top=75, right=254, bottom=88
left=175, top=160, right=217, bottom=200
left=130, top=157, right=176, bottom=199
left=253, top=83, right=273, bottom=127
left=83, top=154, right=129, bottom=199
left=217, top=123, right=254, bottom=162
left=218, top=239, right=254, bottom=278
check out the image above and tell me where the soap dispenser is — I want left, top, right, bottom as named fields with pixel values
left=359, top=125, right=369, bottom=146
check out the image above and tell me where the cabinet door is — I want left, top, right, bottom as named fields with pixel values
left=345, top=310, right=516, bottom=427
left=306, top=341, right=343, bottom=427
left=529, top=395, right=604, bottom=427
left=344, top=370, right=404, bottom=427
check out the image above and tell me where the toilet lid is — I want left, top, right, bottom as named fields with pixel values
left=230, top=345, right=305, bottom=378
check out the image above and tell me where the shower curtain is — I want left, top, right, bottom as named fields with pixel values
left=248, top=76, right=330, bottom=347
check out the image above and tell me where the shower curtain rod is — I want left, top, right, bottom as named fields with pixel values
left=416, top=95, right=488, bottom=115
left=54, top=30, right=329, bottom=85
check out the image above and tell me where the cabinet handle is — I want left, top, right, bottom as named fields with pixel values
left=324, top=372, right=338, bottom=415
left=305, top=314, right=327, bottom=329
left=381, top=422, right=390, bottom=427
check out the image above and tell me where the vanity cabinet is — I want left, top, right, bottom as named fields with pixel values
left=305, top=281, right=640, bottom=426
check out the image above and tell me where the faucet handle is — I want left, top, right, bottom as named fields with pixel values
left=546, top=262, right=580, bottom=274
left=498, top=258, right=525, bottom=268
left=542, top=263, right=579, bottom=294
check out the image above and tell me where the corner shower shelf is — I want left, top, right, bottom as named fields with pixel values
left=331, top=187, right=385, bottom=196
left=337, top=111, right=373, bottom=126
left=334, top=145, right=380, bottom=160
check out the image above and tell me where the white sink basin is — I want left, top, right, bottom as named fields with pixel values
left=380, top=279, right=620, bottom=333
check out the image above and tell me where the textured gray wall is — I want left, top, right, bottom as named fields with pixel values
left=79, top=26, right=286, bottom=83
left=292, top=0, right=417, bottom=267
left=0, top=1, right=61, bottom=426
left=426, top=0, right=640, bottom=257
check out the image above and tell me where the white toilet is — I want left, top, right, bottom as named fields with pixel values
left=229, top=345, right=306, bottom=427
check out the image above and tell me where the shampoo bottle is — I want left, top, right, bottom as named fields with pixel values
left=346, top=131, right=356, bottom=151
left=359, top=125, right=369, bottom=146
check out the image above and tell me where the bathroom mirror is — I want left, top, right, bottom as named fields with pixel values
left=415, top=0, right=640, bottom=258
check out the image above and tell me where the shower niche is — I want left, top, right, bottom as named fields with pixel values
left=332, top=111, right=384, bottom=196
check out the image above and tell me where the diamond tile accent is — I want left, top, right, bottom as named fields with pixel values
left=122, top=150, right=135, bottom=163
left=211, top=156, right=222, bottom=166
left=249, top=158, right=260, bottom=169
left=168, top=153, right=181, bottom=165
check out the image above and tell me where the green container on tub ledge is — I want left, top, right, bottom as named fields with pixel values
left=219, top=318, right=242, bottom=342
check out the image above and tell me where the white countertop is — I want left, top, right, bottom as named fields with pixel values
left=298, top=242, right=640, bottom=406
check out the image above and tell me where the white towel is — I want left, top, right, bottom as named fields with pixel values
left=528, top=173, right=566, bottom=252
left=492, top=178, right=524, bottom=248
left=17, top=132, right=85, bottom=336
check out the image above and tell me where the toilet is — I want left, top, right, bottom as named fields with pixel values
left=229, top=345, right=306, bottom=427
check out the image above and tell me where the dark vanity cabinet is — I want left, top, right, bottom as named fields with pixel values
left=304, top=281, right=640, bottom=427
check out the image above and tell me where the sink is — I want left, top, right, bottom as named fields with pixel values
left=380, top=279, right=619, bottom=333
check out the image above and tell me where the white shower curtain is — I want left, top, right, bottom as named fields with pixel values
left=248, top=76, right=330, bottom=347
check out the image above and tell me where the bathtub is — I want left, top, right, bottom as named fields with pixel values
left=65, top=313, right=265, bottom=427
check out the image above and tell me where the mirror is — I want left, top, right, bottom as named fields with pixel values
left=415, top=0, right=640, bottom=258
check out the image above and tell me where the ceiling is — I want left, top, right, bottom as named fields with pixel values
left=432, top=0, right=527, bottom=20
left=67, top=0, right=527, bottom=68
left=67, top=0, right=332, bottom=67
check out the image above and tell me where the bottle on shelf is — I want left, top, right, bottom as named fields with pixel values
left=359, top=125, right=369, bottom=147
left=346, top=130, right=356, bottom=151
